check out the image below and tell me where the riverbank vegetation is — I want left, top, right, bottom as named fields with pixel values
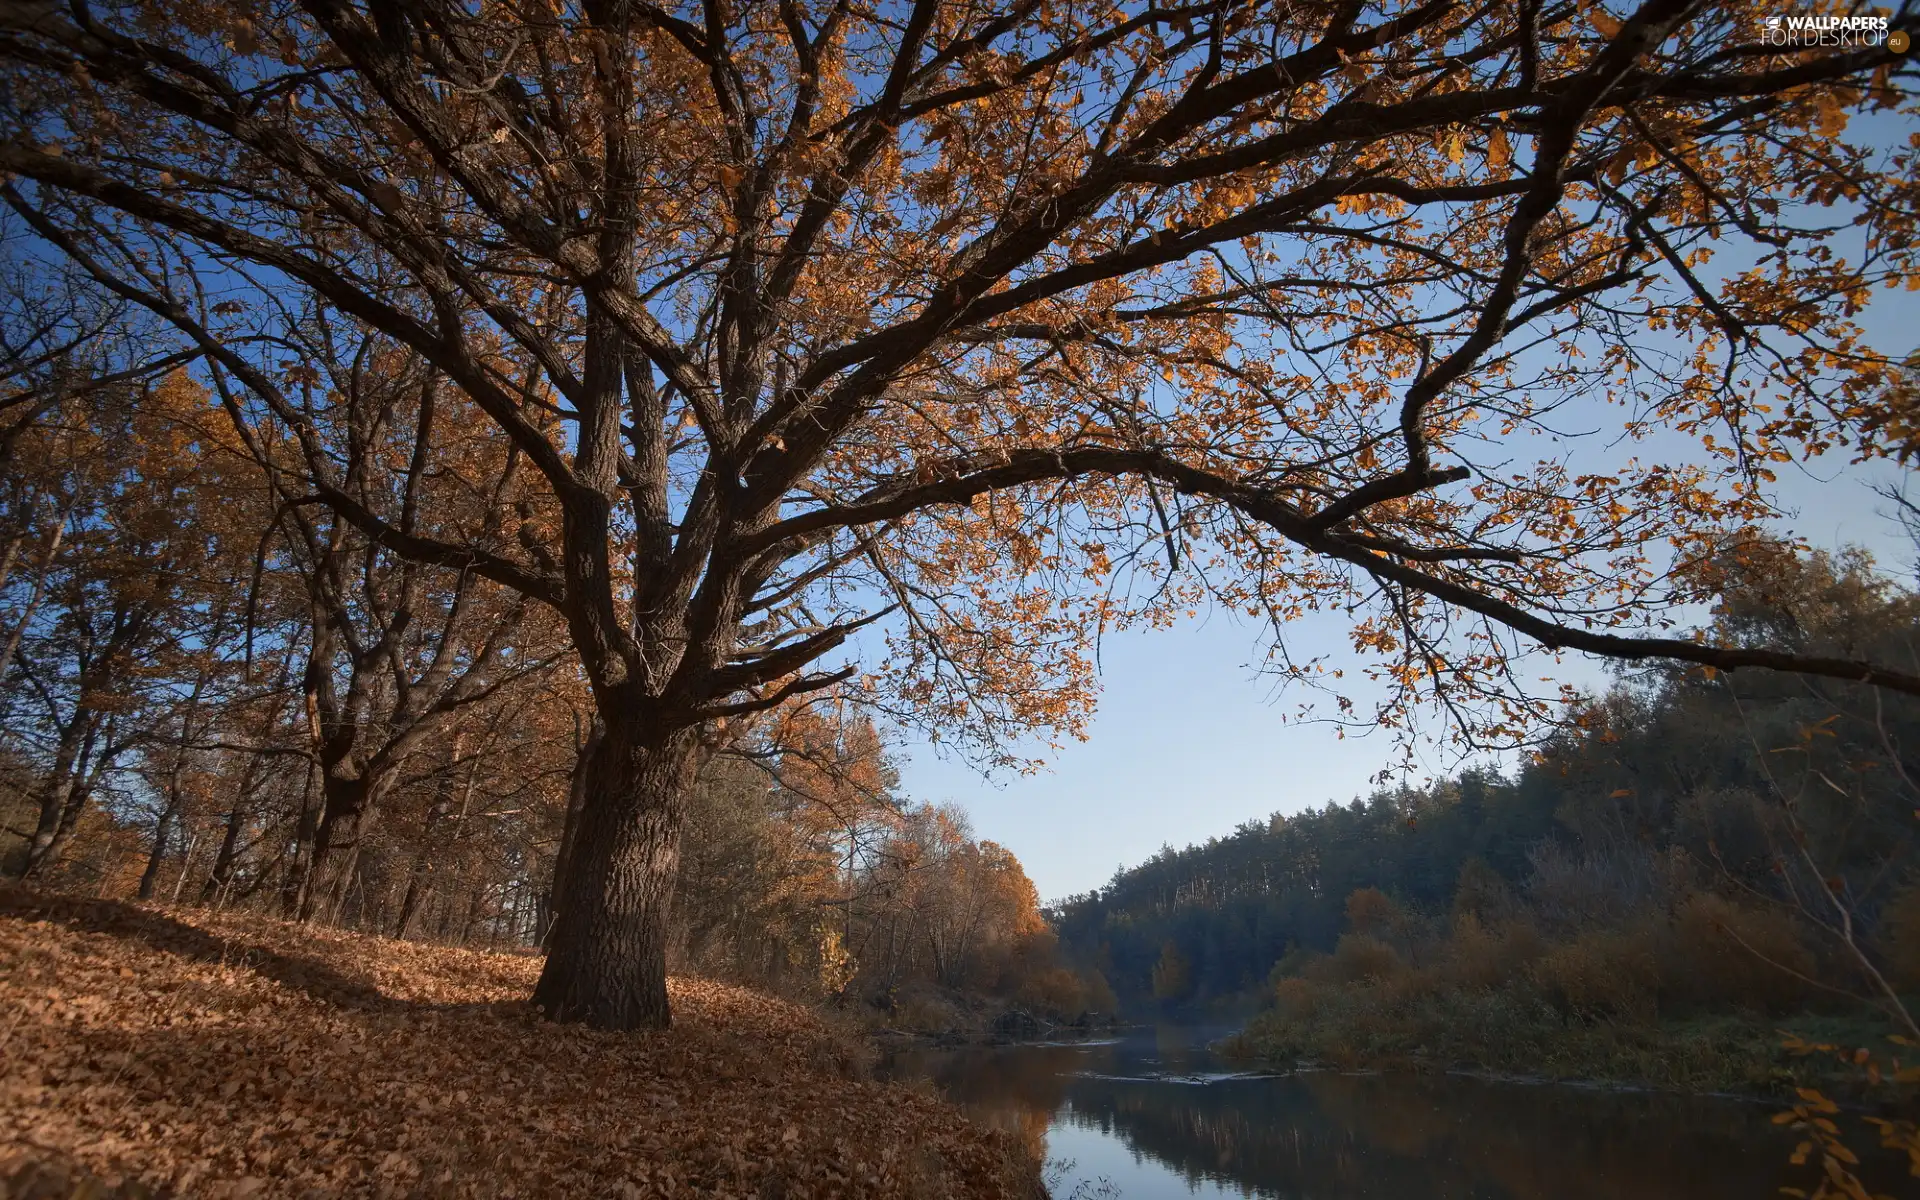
left=1220, top=894, right=1908, bottom=1096
left=1061, top=544, right=1920, bottom=1103
left=0, top=885, right=1044, bottom=1198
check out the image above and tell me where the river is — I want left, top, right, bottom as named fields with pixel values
left=878, top=1024, right=1887, bottom=1199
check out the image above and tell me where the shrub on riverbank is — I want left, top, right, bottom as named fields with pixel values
left=1222, top=880, right=1916, bottom=1099
left=1227, top=989, right=1900, bottom=1096
left=0, top=886, right=1045, bottom=1198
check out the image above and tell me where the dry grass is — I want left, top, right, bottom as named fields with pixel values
left=0, top=886, right=1042, bottom=1199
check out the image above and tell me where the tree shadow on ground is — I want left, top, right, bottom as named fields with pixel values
left=1, top=1149, right=157, bottom=1199
left=0, top=885, right=396, bottom=1013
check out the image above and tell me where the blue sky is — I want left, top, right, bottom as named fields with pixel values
left=898, top=449, right=1919, bottom=905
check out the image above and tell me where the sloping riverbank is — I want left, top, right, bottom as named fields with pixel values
left=0, top=887, right=1043, bottom=1198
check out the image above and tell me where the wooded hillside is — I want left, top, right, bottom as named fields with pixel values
left=1056, top=543, right=1920, bottom=1022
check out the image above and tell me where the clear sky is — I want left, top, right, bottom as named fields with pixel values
left=895, top=451, right=1917, bottom=905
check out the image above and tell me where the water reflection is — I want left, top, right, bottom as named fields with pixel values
left=880, top=1026, right=1888, bottom=1199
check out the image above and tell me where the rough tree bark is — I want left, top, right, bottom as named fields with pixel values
left=281, top=759, right=321, bottom=918
left=301, top=771, right=388, bottom=922
left=542, top=714, right=604, bottom=947
left=532, top=715, right=701, bottom=1029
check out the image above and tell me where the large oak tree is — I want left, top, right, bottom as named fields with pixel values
left=1, top=0, right=1916, bottom=1028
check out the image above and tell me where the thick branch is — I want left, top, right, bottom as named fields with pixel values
left=754, top=446, right=1920, bottom=698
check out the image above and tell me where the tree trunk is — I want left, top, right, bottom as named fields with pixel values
left=301, top=771, right=381, bottom=922
left=20, top=712, right=99, bottom=879
left=458, top=887, right=481, bottom=945
left=532, top=715, right=698, bottom=1030
left=544, top=714, right=603, bottom=947
left=169, top=828, right=200, bottom=903
left=282, top=761, right=319, bottom=917
left=531, top=882, right=552, bottom=947
left=140, top=760, right=194, bottom=901
left=394, top=857, right=429, bottom=939
left=324, top=845, right=363, bottom=925
left=36, top=775, right=99, bottom=882
left=199, top=800, right=248, bottom=905
left=0, top=521, right=26, bottom=596
left=137, top=805, right=175, bottom=900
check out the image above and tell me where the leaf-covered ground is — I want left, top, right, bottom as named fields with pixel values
left=0, top=887, right=1043, bottom=1198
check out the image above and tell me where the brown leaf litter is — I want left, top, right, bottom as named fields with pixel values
left=0, top=886, right=1043, bottom=1198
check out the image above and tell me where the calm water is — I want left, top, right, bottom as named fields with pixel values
left=879, top=1025, right=1895, bottom=1199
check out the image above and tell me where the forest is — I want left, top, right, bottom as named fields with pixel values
left=0, top=355, right=1091, bottom=1014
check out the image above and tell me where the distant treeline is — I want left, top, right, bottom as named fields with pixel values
left=1053, top=543, right=1920, bottom=1012
left=1053, top=767, right=1555, bottom=1007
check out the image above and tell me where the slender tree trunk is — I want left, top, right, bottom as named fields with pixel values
left=200, top=799, right=248, bottom=905
left=544, top=714, right=603, bottom=946
left=21, top=712, right=100, bottom=878
left=0, top=522, right=26, bottom=597
left=137, top=805, right=176, bottom=900
left=36, top=772, right=102, bottom=882
left=532, top=879, right=552, bottom=947
left=395, top=871, right=428, bottom=939
left=282, top=761, right=319, bottom=917
left=400, top=731, right=488, bottom=938
left=301, top=770, right=381, bottom=922
left=458, top=887, right=481, bottom=945
left=229, top=842, right=283, bottom=905
left=19, top=721, right=84, bottom=878
left=394, top=801, right=443, bottom=938
left=139, top=753, right=195, bottom=900
left=170, top=828, right=200, bottom=903
left=884, top=915, right=900, bottom=992
left=532, top=715, right=699, bottom=1030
